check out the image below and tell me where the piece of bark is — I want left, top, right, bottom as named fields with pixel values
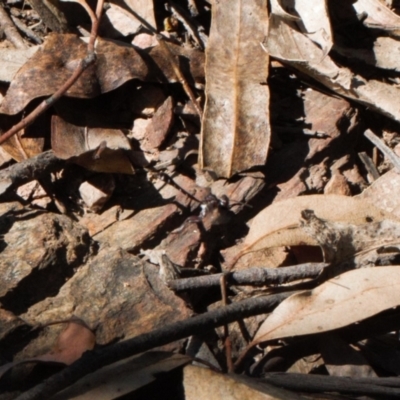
left=17, top=293, right=289, bottom=400
left=0, top=210, right=91, bottom=313
left=22, top=245, right=192, bottom=348
left=94, top=204, right=179, bottom=251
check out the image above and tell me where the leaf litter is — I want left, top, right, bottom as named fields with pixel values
left=3, top=0, right=400, bottom=399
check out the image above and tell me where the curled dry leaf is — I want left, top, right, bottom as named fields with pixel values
left=200, top=0, right=270, bottom=178
left=0, top=319, right=95, bottom=380
left=0, top=128, right=44, bottom=162
left=51, top=115, right=134, bottom=174
left=266, top=14, right=400, bottom=124
left=0, top=33, right=148, bottom=115
left=37, top=320, right=96, bottom=365
left=352, top=0, right=400, bottom=35
left=252, top=266, right=400, bottom=345
left=230, top=195, right=394, bottom=269
left=281, top=0, right=333, bottom=57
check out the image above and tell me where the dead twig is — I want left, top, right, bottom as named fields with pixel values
left=262, top=372, right=400, bottom=398
left=364, top=129, right=400, bottom=174
left=16, top=293, right=290, bottom=400
left=0, top=0, right=105, bottom=146
left=168, top=263, right=327, bottom=292
left=166, top=1, right=207, bottom=49
left=10, top=15, right=43, bottom=44
left=220, top=273, right=234, bottom=373
left=0, top=4, right=27, bottom=49
left=0, top=150, right=64, bottom=197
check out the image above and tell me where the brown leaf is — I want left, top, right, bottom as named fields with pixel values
left=0, top=33, right=148, bottom=115
left=199, top=0, right=270, bottom=178
left=51, top=115, right=134, bottom=174
left=252, top=266, right=400, bottom=345
left=37, top=320, right=95, bottom=365
left=0, top=128, right=44, bottom=162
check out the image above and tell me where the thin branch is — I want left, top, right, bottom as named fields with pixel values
left=168, top=263, right=327, bottom=292
left=364, top=129, right=400, bottom=173
left=0, top=150, right=64, bottom=197
left=0, top=4, right=27, bottom=49
left=16, top=293, right=290, bottom=400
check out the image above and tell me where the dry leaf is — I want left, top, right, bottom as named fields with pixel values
left=50, top=352, right=190, bottom=400
left=0, top=47, right=38, bottom=83
left=200, top=0, right=270, bottom=178
left=352, top=0, right=400, bottom=35
left=37, top=320, right=95, bottom=365
left=183, top=364, right=302, bottom=400
left=0, top=34, right=148, bottom=115
left=0, top=128, right=44, bottom=162
left=230, top=195, right=393, bottom=268
left=266, top=15, right=400, bottom=124
left=282, top=0, right=333, bottom=57
left=253, top=266, right=400, bottom=345
left=51, top=115, right=134, bottom=174
left=0, top=319, right=95, bottom=380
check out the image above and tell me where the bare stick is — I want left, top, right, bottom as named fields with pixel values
left=166, top=1, right=207, bottom=49
left=364, top=129, right=400, bottom=173
left=220, top=273, right=234, bottom=373
left=0, top=150, right=64, bottom=196
left=0, top=4, right=27, bottom=49
left=168, top=263, right=327, bottom=292
left=157, top=36, right=203, bottom=117
left=16, top=293, right=290, bottom=400
left=0, top=0, right=104, bottom=146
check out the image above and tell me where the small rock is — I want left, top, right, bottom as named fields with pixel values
left=79, top=174, right=115, bottom=213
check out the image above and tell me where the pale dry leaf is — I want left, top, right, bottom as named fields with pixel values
left=200, top=0, right=270, bottom=178
left=357, top=169, right=400, bottom=218
left=0, top=47, right=38, bottom=83
left=230, top=195, right=393, bottom=268
left=183, top=364, right=303, bottom=400
left=270, top=0, right=300, bottom=21
left=352, top=0, right=400, bottom=36
left=283, top=0, right=332, bottom=56
left=253, top=266, right=400, bottom=345
left=266, top=15, right=400, bottom=124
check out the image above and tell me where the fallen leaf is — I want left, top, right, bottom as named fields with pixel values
left=253, top=266, right=400, bottom=345
left=200, top=0, right=270, bottom=178
left=230, top=195, right=393, bottom=268
left=51, top=115, right=134, bottom=174
left=266, top=14, right=400, bottom=124
left=183, top=364, right=302, bottom=400
left=352, top=0, right=400, bottom=35
left=0, top=33, right=148, bottom=115
left=37, top=320, right=95, bottom=365
left=282, top=0, right=333, bottom=57
left=50, top=352, right=190, bottom=400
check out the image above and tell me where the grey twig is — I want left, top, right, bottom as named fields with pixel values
left=168, top=263, right=327, bottom=292
left=0, top=4, right=27, bottom=49
left=364, top=129, right=400, bottom=173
